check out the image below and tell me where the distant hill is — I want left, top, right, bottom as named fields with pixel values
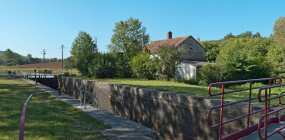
left=0, top=50, right=26, bottom=58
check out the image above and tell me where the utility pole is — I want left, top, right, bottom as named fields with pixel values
left=42, top=49, right=46, bottom=68
left=61, top=45, right=64, bottom=69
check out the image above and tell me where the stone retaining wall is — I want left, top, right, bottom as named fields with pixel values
left=58, top=77, right=276, bottom=140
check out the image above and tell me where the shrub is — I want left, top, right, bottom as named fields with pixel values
left=91, top=53, right=117, bottom=78
left=63, top=72, right=70, bottom=76
left=130, top=51, right=157, bottom=80
left=197, top=63, right=222, bottom=86
left=156, top=45, right=189, bottom=81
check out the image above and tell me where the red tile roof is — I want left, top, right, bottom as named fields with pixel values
left=146, top=36, right=191, bottom=52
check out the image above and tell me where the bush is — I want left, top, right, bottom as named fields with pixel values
left=63, top=72, right=70, bottom=76
left=91, top=53, right=117, bottom=78
left=115, top=52, right=132, bottom=78
left=197, top=63, right=222, bottom=86
left=130, top=51, right=157, bottom=80
left=174, top=78, right=198, bottom=85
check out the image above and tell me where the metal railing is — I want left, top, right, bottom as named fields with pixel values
left=80, top=90, right=98, bottom=109
left=19, top=94, right=33, bottom=140
left=207, top=77, right=285, bottom=140
left=257, top=84, right=285, bottom=139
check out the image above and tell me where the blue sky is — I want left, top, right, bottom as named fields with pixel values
left=1, top=0, right=284, bottom=59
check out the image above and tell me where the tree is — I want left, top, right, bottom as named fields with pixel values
left=108, top=17, right=150, bottom=77
left=236, top=31, right=253, bottom=38
left=223, top=32, right=235, bottom=40
left=0, top=49, right=25, bottom=65
left=252, top=32, right=261, bottom=38
left=215, top=38, right=271, bottom=81
left=200, top=41, right=220, bottom=62
left=91, top=52, right=117, bottom=78
left=64, top=56, right=76, bottom=74
left=26, top=54, right=33, bottom=64
left=274, top=16, right=285, bottom=48
left=70, top=31, right=98, bottom=77
left=156, top=45, right=189, bottom=81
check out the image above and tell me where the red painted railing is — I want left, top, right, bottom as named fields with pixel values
left=257, top=84, right=285, bottom=139
left=207, top=77, right=285, bottom=140
left=19, top=94, right=33, bottom=140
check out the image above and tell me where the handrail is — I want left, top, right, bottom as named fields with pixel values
left=257, top=85, right=285, bottom=140
left=80, top=90, right=98, bottom=109
left=207, top=77, right=285, bottom=140
left=19, top=94, right=33, bottom=140
left=208, top=77, right=284, bottom=96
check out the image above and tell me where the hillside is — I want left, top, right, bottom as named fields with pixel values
left=0, top=51, right=4, bottom=55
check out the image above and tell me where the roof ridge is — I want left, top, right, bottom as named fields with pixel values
left=151, top=35, right=191, bottom=42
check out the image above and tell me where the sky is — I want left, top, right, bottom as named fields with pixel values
left=0, top=0, right=285, bottom=59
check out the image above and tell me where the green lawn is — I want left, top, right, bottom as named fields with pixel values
left=74, top=76, right=285, bottom=105
left=0, top=77, right=110, bottom=140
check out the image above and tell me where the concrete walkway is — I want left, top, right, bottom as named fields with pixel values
left=23, top=78, right=159, bottom=140
left=241, top=122, right=285, bottom=140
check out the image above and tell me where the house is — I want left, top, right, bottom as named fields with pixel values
left=146, top=31, right=208, bottom=80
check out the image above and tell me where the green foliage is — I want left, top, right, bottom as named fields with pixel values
left=91, top=53, right=117, bottom=78
left=130, top=51, right=157, bottom=80
left=273, top=16, right=285, bottom=48
left=236, top=31, right=253, bottom=38
left=197, top=63, right=222, bottom=86
left=63, top=72, right=70, bottom=76
left=156, top=45, right=189, bottom=81
left=0, top=49, right=26, bottom=65
left=223, top=32, right=235, bottom=40
left=70, top=31, right=97, bottom=77
left=174, top=77, right=198, bottom=85
left=64, top=56, right=76, bottom=70
left=200, top=35, right=275, bottom=83
left=200, top=41, right=220, bottom=62
left=108, top=17, right=149, bottom=77
left=214, top=38, right=271, bottom=81
left=115, top=52, right=132, bottom=78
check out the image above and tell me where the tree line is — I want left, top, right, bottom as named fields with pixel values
left=198, top=16, right=285, bottom=85
left=68, top=16, right=285, bottom=85
left=69, top=17, right=187, bottom=80
left=0, top=49, right=63, bottom=66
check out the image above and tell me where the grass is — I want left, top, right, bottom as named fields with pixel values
left=0, top=77, right=110, bottom=139
left=74, top=76, right=285, bottom=105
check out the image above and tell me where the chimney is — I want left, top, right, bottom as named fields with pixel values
left=167, top=31, right=172, bottom=39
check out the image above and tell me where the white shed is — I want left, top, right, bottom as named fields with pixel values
left=176, top=60, right=208, bottom=80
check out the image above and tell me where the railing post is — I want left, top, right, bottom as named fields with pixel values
left=19, top=94, right=33, bottom=140
left=219, top=84, right=224, bottom=140
left=264, top=89, right=268, bottom=139
left=57, top=87, right=61, bottom=95
left=84, top=91, right=87, bottom=109
left=247, top=81, right=252, bottom=128
left=80, top=90, right=86, bottom=107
